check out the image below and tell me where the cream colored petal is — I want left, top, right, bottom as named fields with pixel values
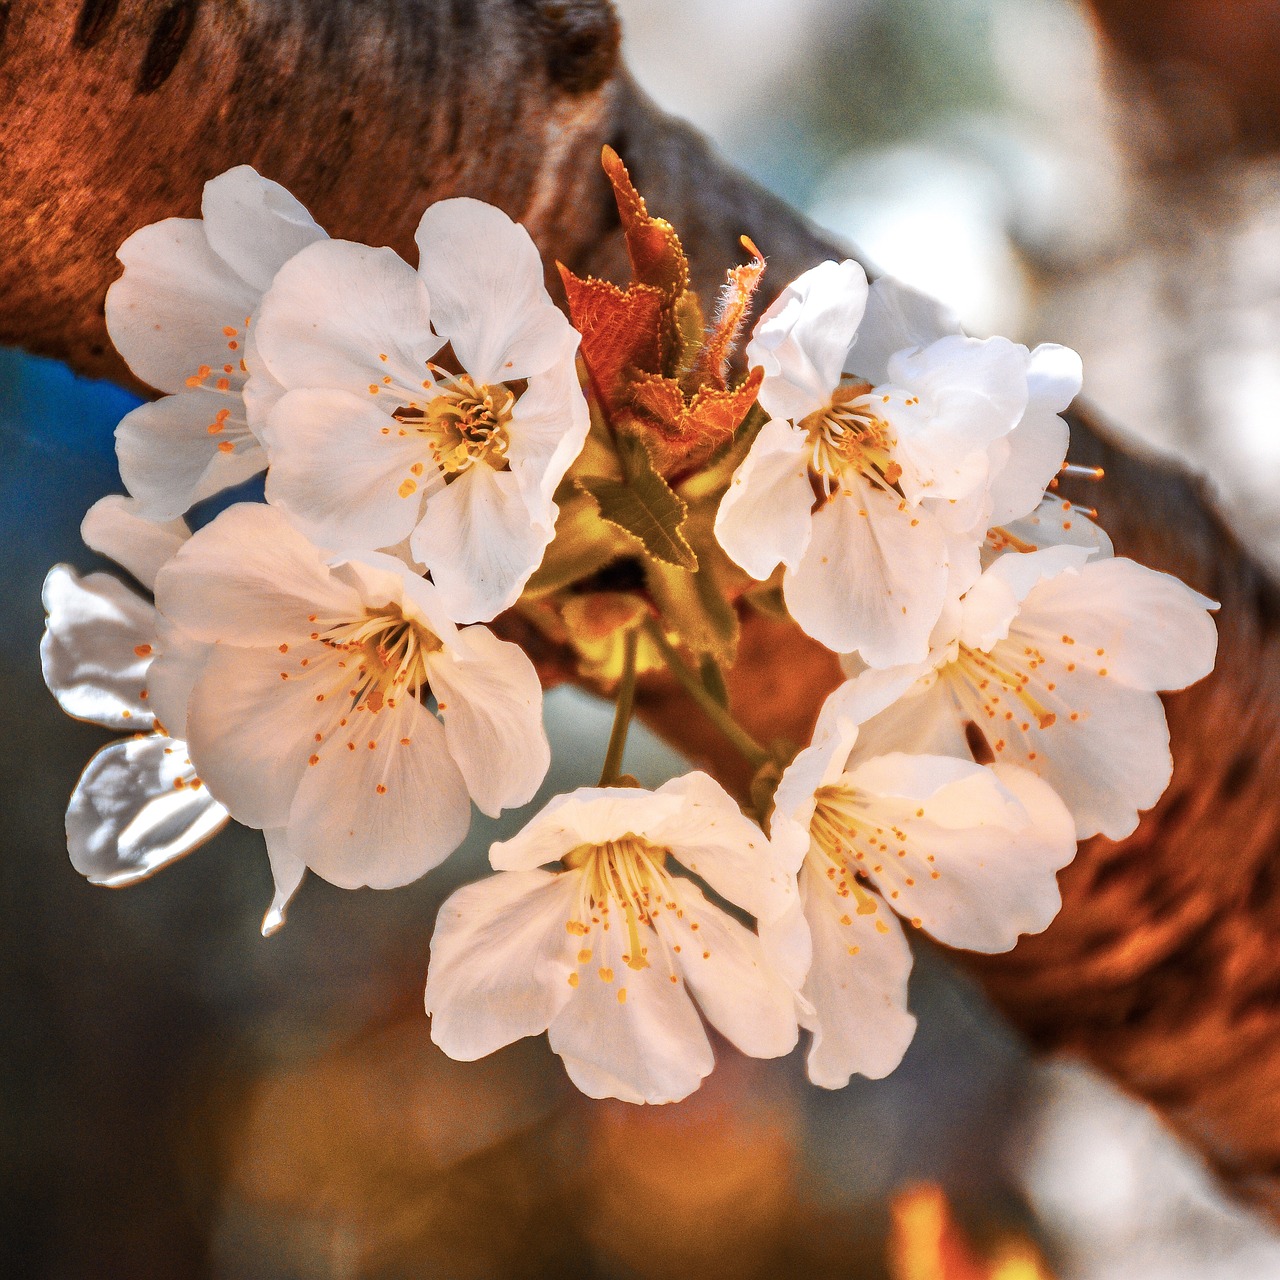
left=426, top=868, right=581, bottom=1060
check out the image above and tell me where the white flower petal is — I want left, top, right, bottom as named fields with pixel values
left=426, top=624, right=550, bottom=817
left=998, top=496, right=1113, bottom=560
left=844, top=753, right=1074, bottom=952
left=81, top=496, right=188, bottom=592
left=662, top=879, right=799, bottom=1060
left=156, top=503, right=364, bottom=647
left=774, top=663, right=934, bottom=836
left=489, top=786, right=686, bottom=871
left=67, top=734, right=228, bottom=886
left=415, top=198, right=577, bottom=384
left=144, top=623, right=209, bottom=741
left=843, top=672, right=971, bottom=762
left=183, top=643, right=319, bottom=830
left=714, top=416, right=814, bottom=581
left=746, top=259, right=868, bottom=422
left=340, top=553, right=462, bottom=648
left=851, top=274, right=959, bottom=386
left=784, top=481, right=949, bottom=665
left=943, top=643, right=1174, bottom=840
left=200, top=165, right=327, bottom=295
left=1018, top=556, right=1218, bottom=693
left=504, top=358, right=591, bottom=516
left=116, top=388, right=266, bottom=522
left=106, top=217, right=259, bottom=394
left=958, top=545, right=1094, bottom=652
left=426, top=869, right=581, bottom=1060
left=41, top=566, right=156, bottom=730
left=254, top=238, right=440, bottom=398
left=796, top=865, right=916, bottom=1088
left=887, top=335, right=1029, bottom=502
left=1025, top=342, right=1084, bottom=413
left=410, top=464, right=552, bottom=623
left=646, top=772, right=797, bottom=923
left=985, top=344, right=1079, bottom=528
left=757, top=895, right=814, bottom=995
left=288, top=695, right=472, bottom=889
left=241, top=325, right=288, bottom=436
left=261, top=827, right=307, bottom=937
left=263, top=387, right=432, bottom=554
left=548, top=916, right=714, bottom=1104
left=773, top=725, right=858, bottom=844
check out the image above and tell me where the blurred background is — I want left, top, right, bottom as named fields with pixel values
left=5, top=0, right=1280, bottom=1275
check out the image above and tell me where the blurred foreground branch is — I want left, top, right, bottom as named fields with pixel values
left=3, top=0, right=1279, bottom=1217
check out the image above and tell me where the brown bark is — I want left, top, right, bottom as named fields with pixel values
left=4, top=0, right=1279, bottom=1216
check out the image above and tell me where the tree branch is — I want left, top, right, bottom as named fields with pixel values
left=5, top=0, right=1279, bottom=1215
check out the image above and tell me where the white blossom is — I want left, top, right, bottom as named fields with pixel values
left=766, top=667, right=1077, bottom=1090
left=252, top=198, right=589, bottom=624
left=152, top=503, right=550, bottom=890
left=426, top=773, right=805, bottom=1105
left=855, top=273, right=1083, bottom=535
left=105, top=167, right=328, bottom=521
left=842, top=548, right=1219, bottom=839
left=716, top=260, right=1034, bottom=665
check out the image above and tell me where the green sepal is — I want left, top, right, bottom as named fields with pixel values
left=523, top=487, right=625, bottom=599
left=643, top=498, right=739, bottom=664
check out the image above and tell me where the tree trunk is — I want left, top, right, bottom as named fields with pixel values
left=4, top=0, right=1279, bottom=1216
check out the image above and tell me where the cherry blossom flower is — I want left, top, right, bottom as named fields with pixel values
left=715, top=260, right=1032, bottom=665
left=765, top=667, right=1077, bottom=1090
left=425, top=773, right=805, bottom=1104
left=842, top=548, right=1218, bottom=840
left=252, top=198, right=589, bottom=624
left=152, top=503, right=549, bottom=891
left=854, top=273, right=1083, bottom=535
left=40, top=497, right=234, bottom=893
left=105, top=167, right=328, bottom=521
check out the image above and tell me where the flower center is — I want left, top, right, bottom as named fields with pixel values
left=799, top=379, right=903, bottom=495
left=952, top=643, right=1058, bottom=736
left=809, top=785, right=896, bottom=917
left=563, top=835, right=672, bottom=972
left=395, top=373, right=515, bottom=478
left=320, top=607, right=442, bottom=713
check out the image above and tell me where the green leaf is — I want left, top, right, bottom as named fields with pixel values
left=578, top=437, right=697, bottom=571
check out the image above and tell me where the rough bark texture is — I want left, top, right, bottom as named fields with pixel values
left=3, top=0, right=1278, bottom=1217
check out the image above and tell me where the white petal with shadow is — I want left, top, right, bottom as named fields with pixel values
left=426, top=625, right=549, bottom=817
left=116, top=389, right=265, bottom=522
left=714, top=415, right=814, bottom=581
left=264, top=386, right=432, bottom=554
left=426, top=869, right=581, bottom=1060
left=415, top=198, right=577, bottom=384
left=548, top=914, right=714, bottom=1105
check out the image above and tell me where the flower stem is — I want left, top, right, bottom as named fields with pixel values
left=598, top=628, right=639, bottom=786
left=642, top=618, right=771, bottom=770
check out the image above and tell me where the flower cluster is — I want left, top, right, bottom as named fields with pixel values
left=42, top=156, right=1217, bottom=1103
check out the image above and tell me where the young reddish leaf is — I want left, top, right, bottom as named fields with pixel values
left=632, top=366, right=764, bottom=476
left=601, top=145, right=689, bottom=305
left=559, top=267, right=664, bottom=405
